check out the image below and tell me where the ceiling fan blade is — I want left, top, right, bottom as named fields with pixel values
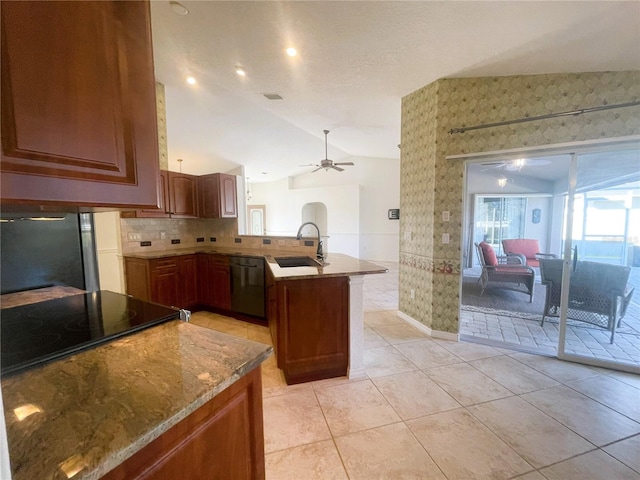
left=333, top=162, right=354, bottom=166
left=312, top=167, right=322, bottom=172
left=332, top=166, right=345, bottom=172
left=299, top=163, right=315, bottom=167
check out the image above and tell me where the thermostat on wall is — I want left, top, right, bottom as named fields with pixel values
left=388, top=209, right=400, bottom=220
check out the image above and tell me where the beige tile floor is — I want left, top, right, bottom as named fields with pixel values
left=191, top=263, right=640, bottom=480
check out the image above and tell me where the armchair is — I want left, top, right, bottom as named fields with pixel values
left=474, top=242, right=536, bottom=302
left=539, top=258, right=635, bottom=343
left=502, top=238, right=557, bottom=267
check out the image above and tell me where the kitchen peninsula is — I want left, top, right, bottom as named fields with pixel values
left=123, top=248, right=388, bottom=383
left=1, top=318, right=272, bottom=480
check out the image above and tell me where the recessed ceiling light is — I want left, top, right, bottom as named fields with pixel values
left=286, top=47, right=297, bottom=57
left=235, top=66, right=247, bottom=77
left=186, top=76, right=196, bottom=85
left=261, top=172, right=268, bottom=175
left=170, top=1, right=189, bottom=16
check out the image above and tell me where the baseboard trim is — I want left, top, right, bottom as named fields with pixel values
left=397, top=311, right=459, bottom=342
left=347, top=367, right=367, bottom=380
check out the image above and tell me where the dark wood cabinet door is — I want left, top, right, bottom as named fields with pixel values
left=124, top=257, right=151, bottom=302
left=1, top=1, right=160, bottom=208
left=211, top=263, right=231, bottom=310
left=168, top=172, right=198, bottom=218
left=276, top=277, right=349, bottom=384
left=122, top=170, right=170, bottom=218
left=150, top=259, right=180, bottom=308
left=179, top=255, right=198, bottom=308
left=220, top=174, right=238, bottom=217
left=198, top=175, right=222, bottom=218
left=102, top=366, right=265, bottom=480
left=196, top=254, right=213, bottom=305
left=198, top=174, right=237, bottom=218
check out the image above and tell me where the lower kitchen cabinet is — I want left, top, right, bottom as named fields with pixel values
left=124, top=255, right=197, bottom=309
left=270, top=276, right=349, bottom=384
left=197, top=253, right=231, bottom=310
left=102, top=366, right=265, bottom=480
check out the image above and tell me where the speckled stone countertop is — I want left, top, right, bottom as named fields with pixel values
left=2, top=321, right=272, bottom=480
left=1, top=286, right=85, bottom=309
left=121, top=245, right=311, bottom=260
left=264, top=253, right=388, bottom=280
left=123, top=248, right=388, bottom=280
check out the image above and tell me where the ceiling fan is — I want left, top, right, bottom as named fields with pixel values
left=480, top=158, right=550, bottom=172
left=300, top=130, right=354, bottom=172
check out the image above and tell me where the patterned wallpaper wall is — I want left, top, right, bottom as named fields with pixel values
left=400, top=70, right=640, bottom=335
left=156, top=82, right=169, bottom=170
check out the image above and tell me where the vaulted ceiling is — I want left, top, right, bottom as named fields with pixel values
left=150, top=1, right=640, bottom=182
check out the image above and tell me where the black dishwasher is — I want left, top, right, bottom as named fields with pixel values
left=230, top=256, right=265, bottom=318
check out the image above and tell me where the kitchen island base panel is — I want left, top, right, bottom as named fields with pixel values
left=102, top=365, right=265, bottom=480
left=273, top=276, right=349, bottom=385
left=283, top=366, right=349, bottom=385
left=347, top=275, right=365, bottom=379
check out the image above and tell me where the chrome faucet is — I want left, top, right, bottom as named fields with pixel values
left=296, top=222, right=324, bottom=262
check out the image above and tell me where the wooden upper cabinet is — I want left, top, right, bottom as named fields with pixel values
left=198, top=173, right=238, bottom=218
left=168, top=172, right=198, bottom=218
left=0, top=1, right=161, bottom=209
left=121, top=170, right=170, bottom=218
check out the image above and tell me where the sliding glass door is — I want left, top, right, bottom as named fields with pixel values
left=558, top=148, right=640, bottom=372
left=461, top=140, right=639, bottom=373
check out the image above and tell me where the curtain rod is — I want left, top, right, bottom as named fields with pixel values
left=448, top=101, right=640, bottom=135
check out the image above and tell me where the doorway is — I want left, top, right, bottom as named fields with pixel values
left=301, top=202, right=328, bottom=252
left=460, top=141, right=640, bottom=373
left=247, top=205, right=266, bottom=236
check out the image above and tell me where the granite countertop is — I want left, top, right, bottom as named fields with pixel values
left=121, top=245, right=306, bottom=259
left=1, top=286, right=85, bottom=309
left=123, top=248, right=388, bottom=280
left=2, top=321, right=272, bottom=480
left=264, top=253, right=388, bottom=280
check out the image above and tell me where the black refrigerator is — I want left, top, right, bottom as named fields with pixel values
left=0, top=213, right=99, bottom=294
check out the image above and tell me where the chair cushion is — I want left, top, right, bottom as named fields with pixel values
left=479, top=241, right=498, bottom=266
left=502, top=239, right=539, bottom=260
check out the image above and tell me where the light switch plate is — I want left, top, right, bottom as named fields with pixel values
left=442, top=233, right=450, bottom=244
left=442, top=211, right=450, bottom=222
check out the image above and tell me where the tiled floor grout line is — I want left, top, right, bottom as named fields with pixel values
left=194, top=263, right=640, bottom=479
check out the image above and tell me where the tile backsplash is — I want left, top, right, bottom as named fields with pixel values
left=120, top=217, right=237, bottom=254
left=119, top=217, right=316, bottom=256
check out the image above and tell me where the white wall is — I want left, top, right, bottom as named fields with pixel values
left=0, top=383, right=11, bottom=480
left=251, top=156, right=400, bottom=261
left=94, top=212, right=124, bottom=293
left=250, top=179, right=360, bottom=258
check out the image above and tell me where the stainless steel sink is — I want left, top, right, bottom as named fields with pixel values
left=274, top=256, right=322, bottom=268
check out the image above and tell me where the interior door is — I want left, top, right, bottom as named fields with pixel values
left=247, top=205, right=266, bottom=235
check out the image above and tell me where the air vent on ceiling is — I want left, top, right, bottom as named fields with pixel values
left=263, top=93, right=284, bottom=100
